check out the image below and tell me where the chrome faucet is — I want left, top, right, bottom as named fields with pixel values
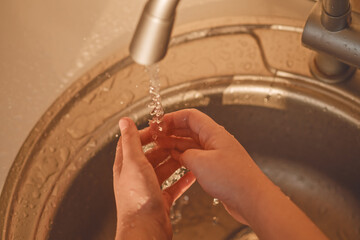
left=129, top=0, right=180, bottom=66
left=302, top=0, right=360, bottom=82
left=130, top=0, right=359, bottom=82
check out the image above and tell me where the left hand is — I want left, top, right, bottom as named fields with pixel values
left=113, top=118, right=196, bottom=240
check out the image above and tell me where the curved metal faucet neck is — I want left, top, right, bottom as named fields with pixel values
left=321, top=0, right=352, bottom=31
left=322, top=0, right=350, bottom=17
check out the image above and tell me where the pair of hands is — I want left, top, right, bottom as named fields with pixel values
left=113, top=109, right=252, bottom=239
left=113, top=109, right=329, bottom=240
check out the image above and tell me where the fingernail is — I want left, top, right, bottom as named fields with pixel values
left=119, top=118, right=129, bottom=132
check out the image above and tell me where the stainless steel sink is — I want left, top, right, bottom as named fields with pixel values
left=1, top=17, right=360, bottom=240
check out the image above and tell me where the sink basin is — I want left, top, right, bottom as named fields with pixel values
left=1, top=17, right=360, bottom=240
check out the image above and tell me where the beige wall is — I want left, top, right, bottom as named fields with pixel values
left=0, top=0, right=315, bottom=192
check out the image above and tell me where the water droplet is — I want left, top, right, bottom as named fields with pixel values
left=286, top=60, right=294, bottom=68
left=212, top=198, right=220, bottom=206
left=181, top=195, right=189, bottom=205
left=76, top=61, right=84, bottom=68
left=244, top=63, right=252, bottom=70
left=87, top=139, right=97, bottom=148
left=212, top=216, right=219, bottom=225
left=264, top=95, right=271, bottom=103
left=32, top=191, right=41, bottom=199
left=60, top=147, right=69, bottom=163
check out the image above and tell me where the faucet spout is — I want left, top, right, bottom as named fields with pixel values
left=130, top=0, right=180, bottom=66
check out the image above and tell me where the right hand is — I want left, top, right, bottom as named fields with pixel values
left=153, top=109, right=329, bottom=240
left=153, top=109, right=262, bottom=225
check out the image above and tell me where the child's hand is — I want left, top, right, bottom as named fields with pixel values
left=113, top=118, right=195, bottom=240
left=154, top=109, right=329, bottom=240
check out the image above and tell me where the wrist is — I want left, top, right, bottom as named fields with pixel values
left=230, top=163, right=276, bottom=222
left=116, top=214, right=172, bottom=240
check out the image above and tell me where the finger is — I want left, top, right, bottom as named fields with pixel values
left=119, top=118, right=144, bottom=160
left=157, top=136, right=201, bottom=152
left=114, top=126, right=149, bottom=176
left=115, top=127, right=152, bottom=169
left=161, top=109, right=230, bottom=149
left=177, top=149, right=215, bottom=176
left=145, top=146, right=171, bottom=168
left=113, top=137, right=123, bottom=177
left=139, top=127, right=154, bottom=146
left=155, top=158, right=181, bottom=184
left=163, top=172, right=196, bottom=207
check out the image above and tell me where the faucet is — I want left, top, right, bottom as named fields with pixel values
left=130, top=0, right=359, bottom=82
left=129, top=0, right=180, bottom=66
left=302, top=0, right=360, bottom=83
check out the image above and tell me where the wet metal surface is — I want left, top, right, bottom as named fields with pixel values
left=1, top=18, right=360, bottom=240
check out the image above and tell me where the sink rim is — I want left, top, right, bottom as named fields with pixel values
left=1, top=19, right=360, bottom=240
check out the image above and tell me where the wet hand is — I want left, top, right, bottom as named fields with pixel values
left=154, top=109, right=329, bottom=240
left=153, top=109, right=257, bottom=225
left=113, top=118, right=195, bottom=240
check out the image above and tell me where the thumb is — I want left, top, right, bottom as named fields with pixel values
left=119, top=118, right=144, bottom=160
left=171, top=148, right=212, bottom=175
